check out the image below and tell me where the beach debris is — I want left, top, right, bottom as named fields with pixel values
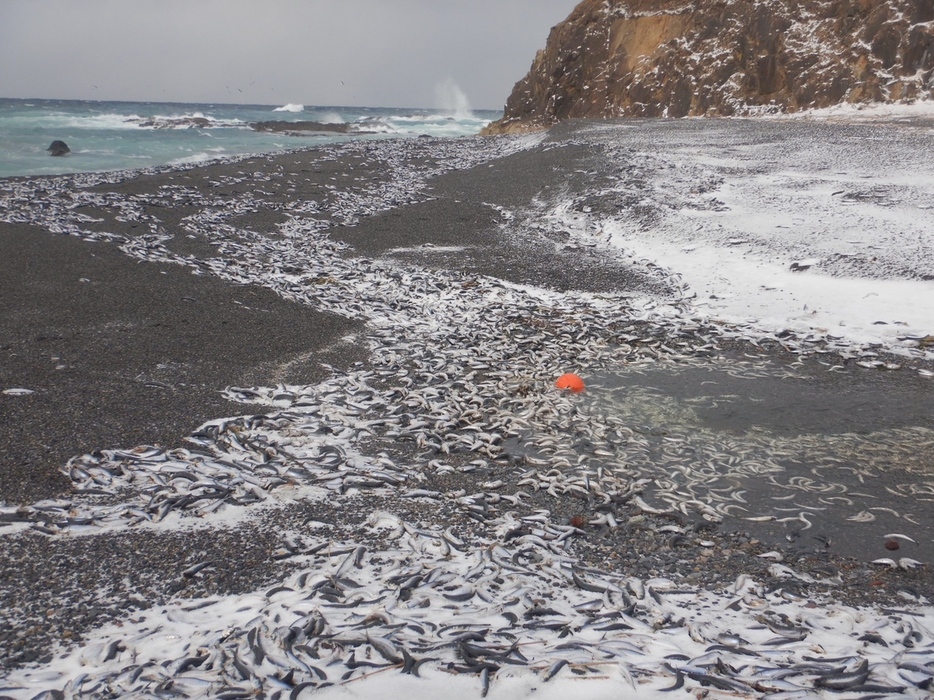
left=554, top=372, right=585, bottom=392
left=789, top=257, right=819, bottom=271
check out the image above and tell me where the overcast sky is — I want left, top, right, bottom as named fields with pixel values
left=0, top=0, right=577, bottom=110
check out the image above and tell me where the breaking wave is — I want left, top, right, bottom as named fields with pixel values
left=0, top=97, right=502, bottom=177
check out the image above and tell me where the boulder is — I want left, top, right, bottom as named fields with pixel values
left=249, top=121, right=382, bottom=136
left=128, top=116, right=213, bottom=129
left=46, top=140, right=70, bottom=157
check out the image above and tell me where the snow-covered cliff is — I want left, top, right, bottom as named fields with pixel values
left=484, top=0, right=934, bottom=133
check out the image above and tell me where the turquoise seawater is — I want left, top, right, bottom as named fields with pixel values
left=0, top=98, right=501, bottom=178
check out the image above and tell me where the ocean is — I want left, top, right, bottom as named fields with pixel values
left=0, top=98, right=500, bottom=178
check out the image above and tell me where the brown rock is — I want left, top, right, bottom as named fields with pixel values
left=250, top=120, right=354, bottom=135
left=482, top=0, right=934, bottom=134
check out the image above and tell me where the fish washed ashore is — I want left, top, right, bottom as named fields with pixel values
left=1, top=120, right=933, bottom=698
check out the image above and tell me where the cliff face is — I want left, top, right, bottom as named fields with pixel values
left=484, top=0, right=934, bottom=133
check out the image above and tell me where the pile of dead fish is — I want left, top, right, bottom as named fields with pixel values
left=5, top=506, right=934, bottom=698
left=2, top=131, right=931, bottom=551
left=2, top=134, right=933, bottom=698
left=2, top=130, right=932, bottom=555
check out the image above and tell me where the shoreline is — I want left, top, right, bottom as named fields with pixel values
left=1, top=124, right=932, bottom=694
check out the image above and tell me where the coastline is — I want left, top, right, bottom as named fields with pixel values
left=1, top=123, right=932, bottom=695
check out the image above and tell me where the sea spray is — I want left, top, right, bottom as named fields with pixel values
left=435, top=78, right=473, bottom=120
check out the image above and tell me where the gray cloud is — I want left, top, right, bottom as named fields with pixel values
left=0, top=0, right=576, bottom=109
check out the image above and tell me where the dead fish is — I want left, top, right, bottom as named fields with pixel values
left=813, top=658, right=869, bottom=690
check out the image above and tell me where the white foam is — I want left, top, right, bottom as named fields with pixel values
left=318, top=110, right=345, bottom=124
left=351, top=118, right=399, bottom=134
left=123, top=112, right=246, bottom=130
left=167, top=152, right=217, bottom=166
left=273, top=103, right=305, bottom=112
left=57, top=112, right=147, bottom=130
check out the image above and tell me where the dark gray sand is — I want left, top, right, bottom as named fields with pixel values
left=333, top=141, right=672, bottom=295
left=0, top=225, right=365, bottom=505
left=0, top=138, right=670, bottom=505
left=1, top=129, right=933, bottom=675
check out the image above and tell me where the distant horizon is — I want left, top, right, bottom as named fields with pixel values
left=0, top=1, right=576, bottom=112
left=0, top=94, right=506, bottom=113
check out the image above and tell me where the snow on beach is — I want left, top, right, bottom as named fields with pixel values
left=529, top=115, right=934, bottom=361
left=1, top=118, right=933, bottom=698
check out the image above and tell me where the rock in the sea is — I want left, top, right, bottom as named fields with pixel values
left=127, top=116, right=213, bottom=129
left=483, top=0, right=934, bottom=133
left=46, top=140, right=70, bottom=156
left=249, top=121, right=384, bottom=136
left=250, top=120, right=354, bottom=135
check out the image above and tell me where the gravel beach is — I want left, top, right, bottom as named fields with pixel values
left=1, top=123, right=932, bottom=695
left=0, top=224, right=366, bottom=505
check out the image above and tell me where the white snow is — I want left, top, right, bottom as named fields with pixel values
left=611, top=231, right=934, bottom=350
left=777, top=98, right=934, bottom=122
left=547, top=115, right=934, bottom=358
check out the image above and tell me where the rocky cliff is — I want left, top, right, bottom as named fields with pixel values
left=484, top=0, right=934, bottom=133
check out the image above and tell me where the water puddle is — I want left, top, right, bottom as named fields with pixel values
left=592, top=361, right=933, bottom=437
left=572, top=358, right=934, bottom=563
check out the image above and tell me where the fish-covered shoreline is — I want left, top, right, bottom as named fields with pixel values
left=1, top=121, right=933, bottom=697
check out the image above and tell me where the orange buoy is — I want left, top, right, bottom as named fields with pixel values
left=555, top=373, right=585, bottom=393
